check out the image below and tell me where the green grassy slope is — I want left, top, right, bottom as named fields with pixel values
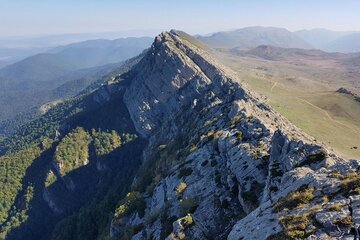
left=215, top=50, right=360, bottom=160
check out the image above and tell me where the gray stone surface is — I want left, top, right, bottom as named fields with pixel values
left=108, top=31, right=360, bottom=240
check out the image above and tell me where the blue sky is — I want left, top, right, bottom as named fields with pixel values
left=0, top=0, right=359, bottom=36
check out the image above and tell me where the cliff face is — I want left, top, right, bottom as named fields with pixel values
left=109, top=31, right=360, bottom=239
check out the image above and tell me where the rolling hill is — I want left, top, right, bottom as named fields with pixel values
left=213, top=45, right=360, bottom=159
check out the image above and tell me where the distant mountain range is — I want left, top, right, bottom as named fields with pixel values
left=0, top=37, right=152, bottom=130
left=197, top=26, right=312, bottom=50
left=197, top=26, right=360, bottom=53
left=325, top=33, right=360, bottom=53
left=0, top=47, right=51, bottom=68
left=0, top=30, right=159, bottom=68
left=0, top=37, right=153, bottom=90
left=295, top=29, right=360, bottom=53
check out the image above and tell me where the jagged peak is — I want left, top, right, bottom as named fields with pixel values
left=122, top=30, right=321, bottom=149
left=149, top=29, right=244, bottom=91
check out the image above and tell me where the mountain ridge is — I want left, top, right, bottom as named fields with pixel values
left=0, top=30, right=359, bottom=240
left=109, top=31, right=359, bottom=239
left=197, top=26, right=313, bottom=50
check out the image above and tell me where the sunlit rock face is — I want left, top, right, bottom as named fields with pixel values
left=109, top=31, right=360, bottom=240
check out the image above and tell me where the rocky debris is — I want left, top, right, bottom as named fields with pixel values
left=109, top=31, right=360, bottom=240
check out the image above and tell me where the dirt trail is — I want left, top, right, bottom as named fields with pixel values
left=295, top=97, right=360, bottom=135
left=271, top=82, right=277, bottom=92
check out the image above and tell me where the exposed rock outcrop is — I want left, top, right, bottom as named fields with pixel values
left=109, top=31, right=360, bottom=240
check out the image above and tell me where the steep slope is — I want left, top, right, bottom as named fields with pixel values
left=1, top=31, right=360, bottom=240
left=197, top=26, right=313, bottom=49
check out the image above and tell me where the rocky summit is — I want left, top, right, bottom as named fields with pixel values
left=1, top=30, right=360, bottom=240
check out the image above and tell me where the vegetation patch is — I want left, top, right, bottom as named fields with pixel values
left=328, top=204, right=343, bottom=212
left=279, top=213, right=315, bottom=239
left=181, top=214, right=194, bottom=228
left=251, top=142, right=268, bottom=160
left=333, top=216, right=353, bottom=228
left=175, top=182, right=187, bottom=195
left=93, top=130, right=121, bottom=157
left=298, top=150, right=327, bottom=167
left=132, top=136, right=188, bottom=194
left=230, top=115, right=241, bottom=128
left=334, top=172, right=360, bottom=196
left=114, top=192, right=146, bottom=219
left=45, top=170, right=57, bottom=187
left=275, top=186, right=315, bottom=212
left=200, top=130, right=215, bottom=141
left=54, top=127, right=91, bottom=175
left=0, top=145, right=42, bottom=231
left=235, top=131, right=243, bottom=141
